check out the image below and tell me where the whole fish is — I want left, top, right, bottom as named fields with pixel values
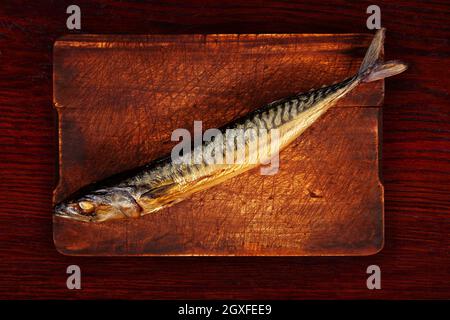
left=55, top=29, right=407, bottom=222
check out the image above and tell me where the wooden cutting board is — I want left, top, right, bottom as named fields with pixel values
left=53, top=34, right=384, bottom=256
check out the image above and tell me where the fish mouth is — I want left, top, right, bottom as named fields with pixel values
left=54, top=203, right=95, bottom=222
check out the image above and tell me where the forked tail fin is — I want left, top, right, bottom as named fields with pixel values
left=358, top=28, right=408, bottom=83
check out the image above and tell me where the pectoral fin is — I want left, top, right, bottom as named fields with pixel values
left=140, top=183, right=177, bottom=199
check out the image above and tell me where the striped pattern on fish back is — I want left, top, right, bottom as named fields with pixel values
left=233, top=75, right=358, bottom=132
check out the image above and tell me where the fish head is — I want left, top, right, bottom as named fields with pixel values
left=54, top=187, right=141, bottom=222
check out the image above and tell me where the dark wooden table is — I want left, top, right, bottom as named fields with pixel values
left=0, top=0, right=449, bottom=299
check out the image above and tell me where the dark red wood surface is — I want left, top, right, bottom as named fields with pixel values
left=0, top=0, right=449, bottom=299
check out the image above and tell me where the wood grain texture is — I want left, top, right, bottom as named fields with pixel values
left=0, top=0, right=449, bottom=298
left=53, top=34, right=384, bottom=256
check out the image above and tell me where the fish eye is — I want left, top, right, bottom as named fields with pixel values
left=78, top=201, right=95, bottom=213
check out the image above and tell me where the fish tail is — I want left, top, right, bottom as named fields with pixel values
left=358, top=28, right=408, bottom=83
